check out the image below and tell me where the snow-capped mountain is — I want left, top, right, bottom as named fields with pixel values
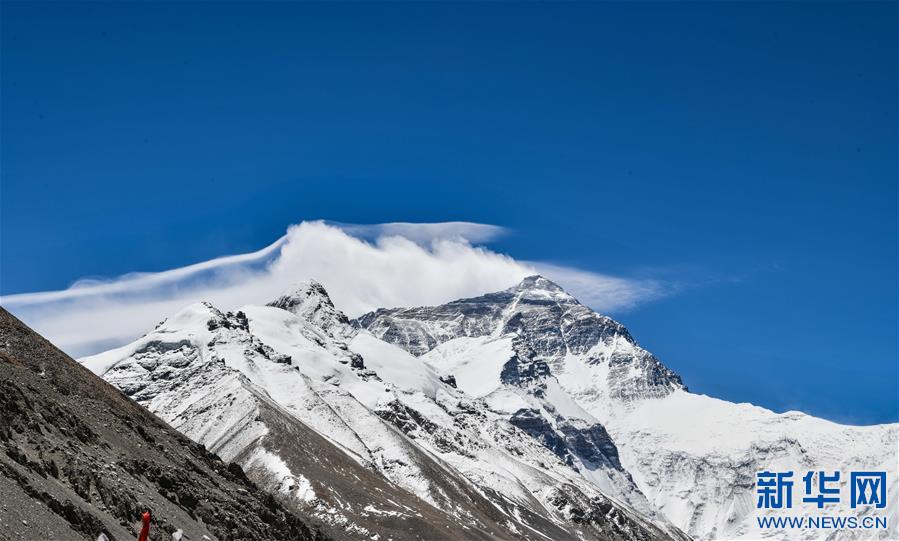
left=80, top=275, right=897, bottom=540
left=81, top=280, right=685, bottom=540
left=358, top=276, right=899, bottom=540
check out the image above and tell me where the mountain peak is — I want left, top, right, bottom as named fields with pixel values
left=268, top=279, right=350, bottom=335
left=269, top=279, right=331, bottom=308
left=511, top=274, right=576, bottom=302
left=514, top=274, right=560, bottom=291
left=278, top=278, right=327, bottom=297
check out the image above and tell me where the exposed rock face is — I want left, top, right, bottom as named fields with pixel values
left=499, top=355, right=551, bottom=386
left=510, top=409, right=623, bottom=473
left=509, top=409, right=571, bottom=461
left=0, top=307, right=325, bottom=541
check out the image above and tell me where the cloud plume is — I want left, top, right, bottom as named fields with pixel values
left=2, top=221, right=668, bottom=357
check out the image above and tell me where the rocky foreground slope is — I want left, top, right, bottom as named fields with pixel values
left=0, top=307, right=325, bottom=541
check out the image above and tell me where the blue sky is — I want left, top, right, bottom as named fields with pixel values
left=1, top=2, right=896, bottom=424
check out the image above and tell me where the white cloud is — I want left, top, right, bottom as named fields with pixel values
left=327, top=221, right=509, bottom=245
left=2, top=221, right=669, bottom=357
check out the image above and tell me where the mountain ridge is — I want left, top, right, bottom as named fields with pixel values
left=77, top=275, right=897, bottom=540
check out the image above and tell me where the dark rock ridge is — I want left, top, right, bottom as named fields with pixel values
left=509, top=409, right=624, bottom=472
left=0, top=307, right=326, bottom=541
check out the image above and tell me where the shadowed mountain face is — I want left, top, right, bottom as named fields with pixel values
left=0, top=307, right=326, bottom=541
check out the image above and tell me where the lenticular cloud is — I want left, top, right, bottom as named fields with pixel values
left=2, top=220, right=666, bottom=356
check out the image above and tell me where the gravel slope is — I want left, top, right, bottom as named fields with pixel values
left=0, top=307, right=326, bottom=541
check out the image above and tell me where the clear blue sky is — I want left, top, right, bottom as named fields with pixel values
left=1, top=2, right=896, bottom=424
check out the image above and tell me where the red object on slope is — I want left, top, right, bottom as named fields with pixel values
left=138, top=511, right=151, bottom=541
